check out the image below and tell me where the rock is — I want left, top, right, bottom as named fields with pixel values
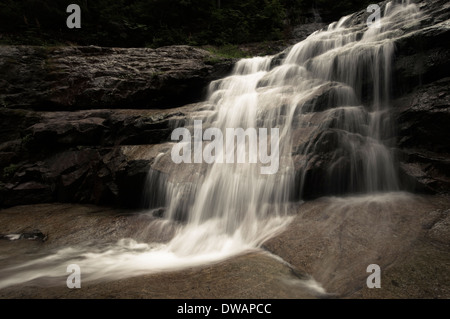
left=0, top=152, right=16, bottom=167
left=151, top=208, right=166, bottom=218
left=393, top=20, right=450, bottom=96
left=112, top=144, right=169, bottom=208
left=292, top=129, right=364, bottom=199
left=292, top=23, right=328, bottom=41
left=388, top=0, right=450, bottom=95
left=0, top=229, right=47, bottom=242
left=394, top=77, right=450, bottom=193
left=264, top=193, right=450, bottom=297
left=1, top=181, right=53, bottom=207
left=0, top=145, right=163, bottom=208
left=297, top=82, right=358, bottom=114
left=427, top=209, right=450, bottom=244
left=0, top=108, right=41, bottom=145
left=0, top=105, right=196, bottom=208
left=0, top=45, right=234, bottom=111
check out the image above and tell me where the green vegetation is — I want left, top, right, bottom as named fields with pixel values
left=204, top=45, right=250, bottom=59
left=0, top=0, right=374, bottom=48
left=151, top=71, right=164, bottom=79
left=3, top=164, right=19, bottom=179
left=21, top=134, right=34, bottom=150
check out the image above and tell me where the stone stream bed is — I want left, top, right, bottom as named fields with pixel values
left=0, top=192, right=448, bottom=299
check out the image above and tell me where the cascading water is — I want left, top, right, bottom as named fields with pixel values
left=0, top=0, right=424, bottom=289
left=147, top=55, right=296, bottom=257
left=145, top=0, right=421, bottom=252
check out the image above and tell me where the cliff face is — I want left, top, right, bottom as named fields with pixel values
left=0, top=0, right=449, bottom=208
left=391, top=0, right=450, bottom=194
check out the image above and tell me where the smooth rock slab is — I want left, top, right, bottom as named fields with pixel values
left=0, top=193, right=449, bottom=298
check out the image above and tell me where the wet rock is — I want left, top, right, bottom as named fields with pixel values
left=291, top=121, right=370, bottom=199
left=427, top=209, right=450, bottom=244
left=388, top=0, right=450, bottom=95
left=298, top=83, right=358, bottom=114
left=0, top=229, right=47, bottom=242
left=265, top=193, right=450, bottom=298
left=395, top=77, right=450, bottom=193
left=151, top=208, right=166, bottom=218
left=393, top=21, right=450, bottom=96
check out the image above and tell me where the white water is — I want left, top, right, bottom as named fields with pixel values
left=145, top=0, right=422, bottom=256
left=0, top=1, right=423, bottom=289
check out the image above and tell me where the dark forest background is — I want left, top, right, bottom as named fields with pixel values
left=0, top=0, right=374, bottom=47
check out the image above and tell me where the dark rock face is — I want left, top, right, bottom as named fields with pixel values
left=0, top=45, right=233, bottom=110
left=393, top=21, right=450, bottom=96
left=0, top=43, right=233, bottom=208
left=0, top=105, right=200, bottom=208
left=395, top=77, right=450, bottom=193
left=382, top=0, right=450, bottom=196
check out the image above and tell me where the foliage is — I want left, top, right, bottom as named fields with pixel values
left=0, top=0, right=373, bottom=47
left=3, top=163, right=19, bottom=179
left=205, top=44, right=249, bottom=59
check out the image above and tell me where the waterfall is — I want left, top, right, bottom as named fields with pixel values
left=146, top=55, right=295, bottom=257
left=145, top=0, right=422, bottom=252
left=0, top=1, right=424, bottom=289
